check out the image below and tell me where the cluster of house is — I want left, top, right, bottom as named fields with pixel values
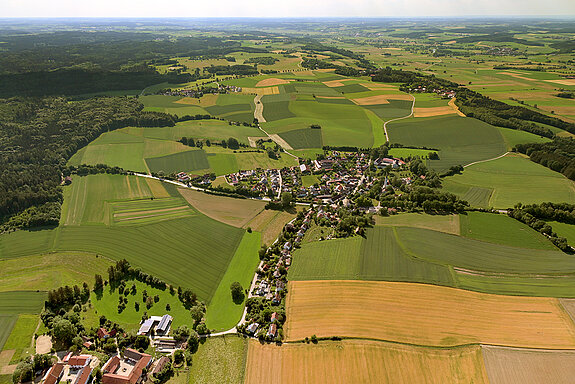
left=42, top=349, right=167, bottom=384
left=137, top=314, right=173, bottom=337
left=244, top=210, right=314, bottom=339
left=225, top=168, right=281, bottom=196
left=408, top=85, right=456, bottom=98
left=162, top=84, right=241, bottom=98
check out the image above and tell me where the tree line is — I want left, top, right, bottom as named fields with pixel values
left=515, top=138, right=575, bottom=180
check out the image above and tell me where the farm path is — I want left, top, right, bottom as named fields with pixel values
left=253, top=95, right=298, bottom=158
left=383, top=94, right=416, bottom=142
left=464, top=152, right=510, bottom=168
left=254, top=94, right=266, bottom=123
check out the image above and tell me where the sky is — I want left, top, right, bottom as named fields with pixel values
left=2, top=0, right=575, bottom=18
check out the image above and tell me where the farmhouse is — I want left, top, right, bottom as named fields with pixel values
left=267, top=323, right=278, bottom=338
left=42, top=354, right=97, bottom=384
left=246, top=322, right=260, bottom=335
left=102, top=349, right=152, bottom=384
left=137, top=314, right=173, bottom=336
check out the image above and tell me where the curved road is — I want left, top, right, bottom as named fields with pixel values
left=383, top=94, right=416, bottom=142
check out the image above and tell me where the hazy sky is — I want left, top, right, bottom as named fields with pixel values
left=3, top=0, right=575, bottom=18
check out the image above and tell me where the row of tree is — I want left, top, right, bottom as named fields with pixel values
left=515, top=138, right=575, bottom=181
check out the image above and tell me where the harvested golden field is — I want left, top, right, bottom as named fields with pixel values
left=323, top=79, right=352, bottom=87
left=244, top=339, right=488, bottom=384
left=245, top=209, right=296, bottom=245
left=352, top=94, right=413, bottom=105
left=285, top=281, right=575, bottom=348
left=540, top=106, right=575, bottom=115
left=242, top=86, right=280, bottom=95
left=482, top=345, right=575, bottom=384
left=545, top=79, right=575, bottom=86
left=414, top=106, right=457, bottom=117
left=145, top=178, right=170, bottom=198
left=178, top=188, right=265, bottom=228
left=256, top=78, right=291, bottom=87
left=174, top=94, right=219, bottom=106
left=363, top=83, right=398, bottom=90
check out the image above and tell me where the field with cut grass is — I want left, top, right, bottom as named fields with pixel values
left=443, top=154, right=575, bottom=208
left=205, top=232, right=260, bottom=331
left=178, top=189, right=265, bottom=228
left=285, top=280, right=575, bottom=348
left=245, top=339, right=488, bottom=384
left=482, top=345, right=575, bottom=384
left=2, top=315, right=38, bottom=357
left=460, top=212, right=556, bottom=250
left=188, top=336, right=247, bottom=384
left=388, top=115, right=506, bottom=171
left=0, top=252, right=111, bottom=293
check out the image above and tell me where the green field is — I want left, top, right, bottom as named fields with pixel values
left=388, top=115, right=506, bottom=171
left=205, top=232, right=260, bottom=332
left=0, top=252, right=112, bottom=293
left=550, top=222, right=575, bottom=245
left=279, top=128, right=323, bottom=149
left=0, top=292, right=46, bottom=314
left=443, top=155, right=575, bottom=208
left=460, top=212, right=556, bottom=250
left=2, top=315, right=38, bottom=354
left=365, top=100, right=413, bottom=120
left=140, top=95, right=209, bottom=117
left=85, top=280, right=194, bottom=333
left=145, top=149, right=210, bottom=173
left=204, top=147, right=298, bottom=176
left=301, top=174, right=320, bottom=187
left=0, top=315, right=17, bottom=351
left=497, top=127, right=551, bottom=150
left=290, top=225, right=575, bottom=297
left=188, top=335, right=247, bottom=384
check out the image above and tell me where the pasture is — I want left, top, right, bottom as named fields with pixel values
left=178, top=189, right=265, bottom=228
left=84, top=280, right=194, bottom=333
left=482, top=345, right=575, bottom=384
left=2, top=315, right=38, bottom=357
left=205, top=232, right=261, bottom=331
left=285, top=280, right=575, bottom=348
left=443, top=154, right=575, bottom=208
left=459, top=212, right=556, bottom=250
left=388, top=115, right=507, bottom=171
left=189, top=335, right=247, bottom=384
left=245, top=339, right=488, bottom=384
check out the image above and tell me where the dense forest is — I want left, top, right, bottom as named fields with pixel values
left=0, top=97, right=174, bottom=232
left=515, top=138, right=575, bottom=180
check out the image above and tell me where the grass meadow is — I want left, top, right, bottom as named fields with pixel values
left=290, top=223, right=575, bottom=297
left=188, top=335, right=247, bottom=384
left=0, top=316, right=17, bottom=352
left=443, top=154, right=575, bottom=208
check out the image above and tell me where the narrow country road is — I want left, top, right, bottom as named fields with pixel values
left=253, top=95, right=299, bottom=159
left=464, top=152, right=509, bottom=168
left=383, top=94, right=416, bottom=142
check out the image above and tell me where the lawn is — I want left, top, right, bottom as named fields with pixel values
left=301, top=174, right=320, bottom=187
left=443, top=154, right=575, bottom=208
left=388, top=115, right=507, bottom=171
left=145, top=150, right=210, bottom=174
left=205, top=232, right=261, bottom=331
left=459, top=212, right=556, bottom=250
left=84, top=280, right=194, bottom=333
left=188, top=335, right=247, bottom=384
